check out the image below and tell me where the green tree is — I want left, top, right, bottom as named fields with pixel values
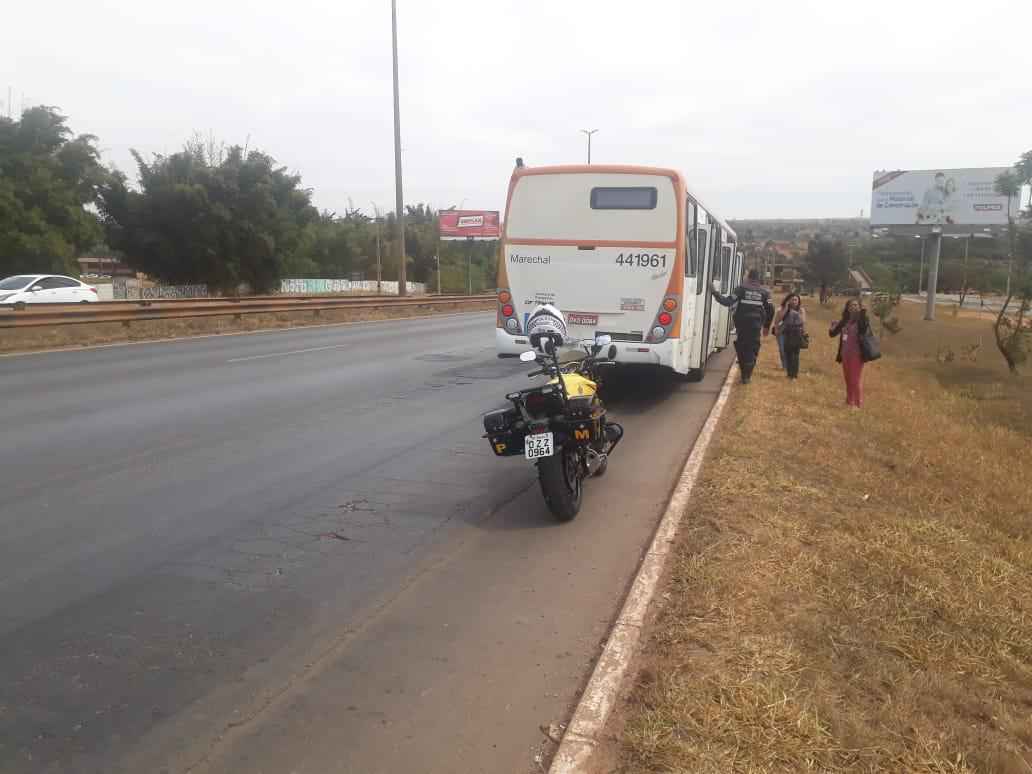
left=0, top=106, right=105, bottom=277
left=802, top=235, right=849, bottom=293
left=992, top=161, right=1032, bottom=373
left=99, top=141, right=318, bottom=293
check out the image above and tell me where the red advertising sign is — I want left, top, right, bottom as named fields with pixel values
left=438, top=210, right=501, bottom=240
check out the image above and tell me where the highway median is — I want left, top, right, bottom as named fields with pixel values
left=603, top=300, right=1032, bottom=773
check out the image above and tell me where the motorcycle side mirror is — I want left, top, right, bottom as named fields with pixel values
left=595, top=334, right=612, bottom=347
left=519, top=351, right=538, bottom=363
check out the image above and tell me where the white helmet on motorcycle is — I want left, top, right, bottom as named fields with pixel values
left=526, top=303, right=567, bottom=354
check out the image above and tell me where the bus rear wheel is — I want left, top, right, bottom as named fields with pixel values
left=676, top=368, right=704, bottom=383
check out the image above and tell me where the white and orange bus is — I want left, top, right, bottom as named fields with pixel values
left=495, top=164, right=742, bottom=380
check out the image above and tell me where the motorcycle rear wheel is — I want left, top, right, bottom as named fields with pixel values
left=538, top=446, right=583, bottom=521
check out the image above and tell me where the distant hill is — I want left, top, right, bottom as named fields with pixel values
left=730, top=218, right=870, bottom=243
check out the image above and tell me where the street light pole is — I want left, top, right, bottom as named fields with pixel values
left=1006, top=191, right=1015, bottom=298
left=371, top=202, right=383, bottom=294
left=918, top=236, right=926, bottom=295
left=391, top=0, right=407, bottom=296
left=580, top=129, right=598, bottom=164
left=924, top=229, right=943, bottom=321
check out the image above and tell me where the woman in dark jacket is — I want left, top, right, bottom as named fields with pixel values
left=773, top=292, right=807, bottom=379
left=829, top=299, right=870, bottom=407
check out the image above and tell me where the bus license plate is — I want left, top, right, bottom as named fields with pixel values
left=524, top=432, right=554, bottom=460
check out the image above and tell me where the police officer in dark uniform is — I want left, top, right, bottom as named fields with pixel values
left=711, top=269, right=775, bottom=384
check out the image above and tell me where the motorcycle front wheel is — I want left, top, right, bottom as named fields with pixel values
left=538, top=446, right=584, bottom=522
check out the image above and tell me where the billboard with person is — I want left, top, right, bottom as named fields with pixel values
left=870, top=168, right=1014, bottom=227
left=438, top=210, right=501, bottom=240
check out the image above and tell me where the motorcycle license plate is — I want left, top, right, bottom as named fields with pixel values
left=524, top=432, right=554, bottom=460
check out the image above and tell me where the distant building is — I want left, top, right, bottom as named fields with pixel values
left=848, top=268, right=874, bottom=293
left=77, top=254, right=134, bottom=277
left=753, top=240, right=806, bottom=291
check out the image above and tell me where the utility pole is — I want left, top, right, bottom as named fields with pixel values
left=917, top=236, right=926, bottom=295
left=371, top=202, right=383, bottom=294
left=961, top=233, right=971, bottom=306
left=466, top=237, right=474, bottom=295
left=1006, top=191, right=1015, bottom=298
left=924, top=228, right=943, bottom=321
left=391, top=0, right=407, bottom=296
left=580, top=129, right=598, bottom=164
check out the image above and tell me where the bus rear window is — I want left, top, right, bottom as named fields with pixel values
left=590, top=187, right=657, bottom=210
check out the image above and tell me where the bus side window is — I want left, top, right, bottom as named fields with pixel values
left=721, top=246, right=732, bottom=292
left=685, top=202, right=698, bottom=277
left=695, top=228, right=708, bottom=294
left=712, top=232, right=722, bottom=285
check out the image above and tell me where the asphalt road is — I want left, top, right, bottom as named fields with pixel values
left=0, top=312, right=733, bottom=774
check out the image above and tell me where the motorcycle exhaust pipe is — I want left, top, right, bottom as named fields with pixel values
left=604, top=423, right=624, bottom=455
left=585, top=448, right=607, bottom=476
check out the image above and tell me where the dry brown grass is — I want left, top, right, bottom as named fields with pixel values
left=0, top=299, right=493, bottom=354
left=613, top=300, right=1032, bottom=774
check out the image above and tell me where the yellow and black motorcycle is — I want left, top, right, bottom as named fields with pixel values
left=482, top=334, right=624, bottom=521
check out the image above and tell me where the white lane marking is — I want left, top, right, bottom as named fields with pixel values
left=0, top=311, right=493, bottom=360
left=226, top=343, right=352, bottom=363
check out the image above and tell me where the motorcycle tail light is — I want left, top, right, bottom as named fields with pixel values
left=525, top=392, right=546, bottom=414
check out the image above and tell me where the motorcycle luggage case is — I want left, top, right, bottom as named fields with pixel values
left=483, top=407, right=518, bottom=434
left=483, top=407, right=524, bottom=457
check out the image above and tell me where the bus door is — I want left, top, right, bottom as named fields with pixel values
left=730, top=251, right=744, bottom=339
left=697, top=221, right=715, bottom=366
left=715, top=243, right=734, bottom=348
left=707, top=228, right=725, bottom=356
left=679, top=201, right=699, bottom=371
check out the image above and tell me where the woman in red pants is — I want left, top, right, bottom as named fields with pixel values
left=829, top=299, right=870, bottom=408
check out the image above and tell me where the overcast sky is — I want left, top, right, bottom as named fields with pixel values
left=5, top=0, right=1030, bottom=219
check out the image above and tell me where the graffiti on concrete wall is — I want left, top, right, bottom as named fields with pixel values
left=138, top=285, right=208, bottom=300
left=279, top=279, right=427, bottom=295
left=112, top=278, right=209, bottom=300
left=110, top=277, right=426, bottom=299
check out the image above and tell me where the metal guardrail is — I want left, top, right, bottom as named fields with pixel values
left=0, top=294, right=494, bottom=329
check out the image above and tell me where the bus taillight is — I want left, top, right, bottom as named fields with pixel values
left=662, top=298, right=677, bottom=312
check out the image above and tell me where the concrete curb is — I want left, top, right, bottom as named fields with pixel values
left=548, top=363, right=738, bottom=773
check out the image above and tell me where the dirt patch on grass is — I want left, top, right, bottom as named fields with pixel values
left=605, top=301, right=1032, bottom=773
left=0, top=299, right=493, bottom=354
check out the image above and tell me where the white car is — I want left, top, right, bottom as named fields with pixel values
left=0, top=274, right=100, bottom=305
